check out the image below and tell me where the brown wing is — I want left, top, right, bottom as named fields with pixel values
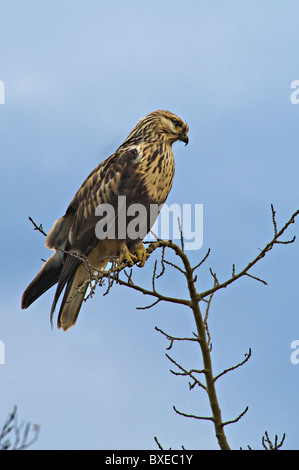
left=47, top=147, right=139, bottom=251
left=49, top=146, right=145, bottom=318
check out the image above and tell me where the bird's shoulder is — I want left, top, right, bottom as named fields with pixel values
left=63, top=145, right=145, bottom=246
left=68, top=146, right=141, bottom=210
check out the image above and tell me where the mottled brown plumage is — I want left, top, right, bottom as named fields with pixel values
left=21, top=110, right=189, bottom=330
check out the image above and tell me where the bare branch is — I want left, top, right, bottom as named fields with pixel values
left=163, top=258, right=186, bottom=276
left=192, top=249, right=211, bottom=273
left=222, top=406, right=249, bottom=427
left=106, top=273, right=191, bottom=307
left=271, top=204, right=278, bottom=237
left=214, top=349, right=252, bottom=382
left=275, top=236, right=296, bottom=245
left=262, top=431, right=286, bottom=450
left=177, top=217, right=184, bottom=252
left=173, top=405, right=214, bottom=423
left=209, top=268, right=219, bottom=287
left=155, top=326, right=199, bottom=350
left=28, top=216, right=47, bottom=237
left=166, top=353, right=207, bottom=391
left=154, top=435, right=164, bottom=450
left=197, top=207, right=299, bottom=301
left=123, top=267, right=134, bottom=285
left=232, top=264, right=236, bottom=277
left=244, top=272, right=268, bottom=285
left=0, top=406, right=40, bottom=450
left=156, top=246, right=166, bottom=279
left=136, top=299, right=161, bottom=310
left=27, top=205, right=297, bottom=450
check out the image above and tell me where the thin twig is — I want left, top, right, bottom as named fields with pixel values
left=156, top=246, right=166, bottom=279
left=28, top=216, right=47, bottom=237
left=166, top=353, right=207, bottom=391
left=136, top=299, right=161, bottom=310
left=163, top=258, right=186, bottom=276
left=155, top=326, right=199, bottom=350
left=177, top=217, right=184, bottom=252
left=244, top=273, right=268, bottom=285
left=154, top=435, right=164, bottom=450
left=222, top=406, right=249, bottom=427
left=262, top=431, right=286, bottom=450
left=214, top=349, right=252, bottom=382
left=192, top=249, right=211, bottom=273
left=173, top=405, right=214, bottom=423
left=197, top=207, right=299, bottom=301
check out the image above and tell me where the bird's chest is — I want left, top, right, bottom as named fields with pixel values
left=140, top=147, right=175, bottom=204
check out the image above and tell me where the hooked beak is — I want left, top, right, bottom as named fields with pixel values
left=180, top=134, right=189, bottom=146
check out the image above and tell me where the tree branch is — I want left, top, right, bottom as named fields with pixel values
left=214, top=349, right=252, bottom=382
left=27, top=205, right=298, bottom=450
left=196, top=207, right=299, bottom=301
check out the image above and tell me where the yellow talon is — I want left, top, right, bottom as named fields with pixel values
left=119, top=251, right=137, bottom=267
left=118, top=242, right=137, bottom=266
left=118, top=241, right=149, bottom=267
left=133, top=242, right=149, bottom=268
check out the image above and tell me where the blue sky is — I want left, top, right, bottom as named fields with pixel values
left=0, top=0, right=298, bottom=450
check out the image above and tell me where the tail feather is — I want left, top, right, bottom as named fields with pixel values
left=56, top=265, right=90, bottom=331
left=55, top=257, right=109, bottom=331
left=22, top=242, right=109, bottom=331
left=21, top=252, right=63, bottom=309
left=49, top=254, right=81, bottom=319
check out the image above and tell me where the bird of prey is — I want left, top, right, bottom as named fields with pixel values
left=21, top=110, right=189, bottom=331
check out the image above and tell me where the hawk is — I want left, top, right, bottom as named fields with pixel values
left=21, top=110, right=189, bottom=331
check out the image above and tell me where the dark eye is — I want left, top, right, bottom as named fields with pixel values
left=173, top=120, right=182, bottom=129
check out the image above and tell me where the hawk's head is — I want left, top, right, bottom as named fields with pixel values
left=125, top=110, right=189, bottom=147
